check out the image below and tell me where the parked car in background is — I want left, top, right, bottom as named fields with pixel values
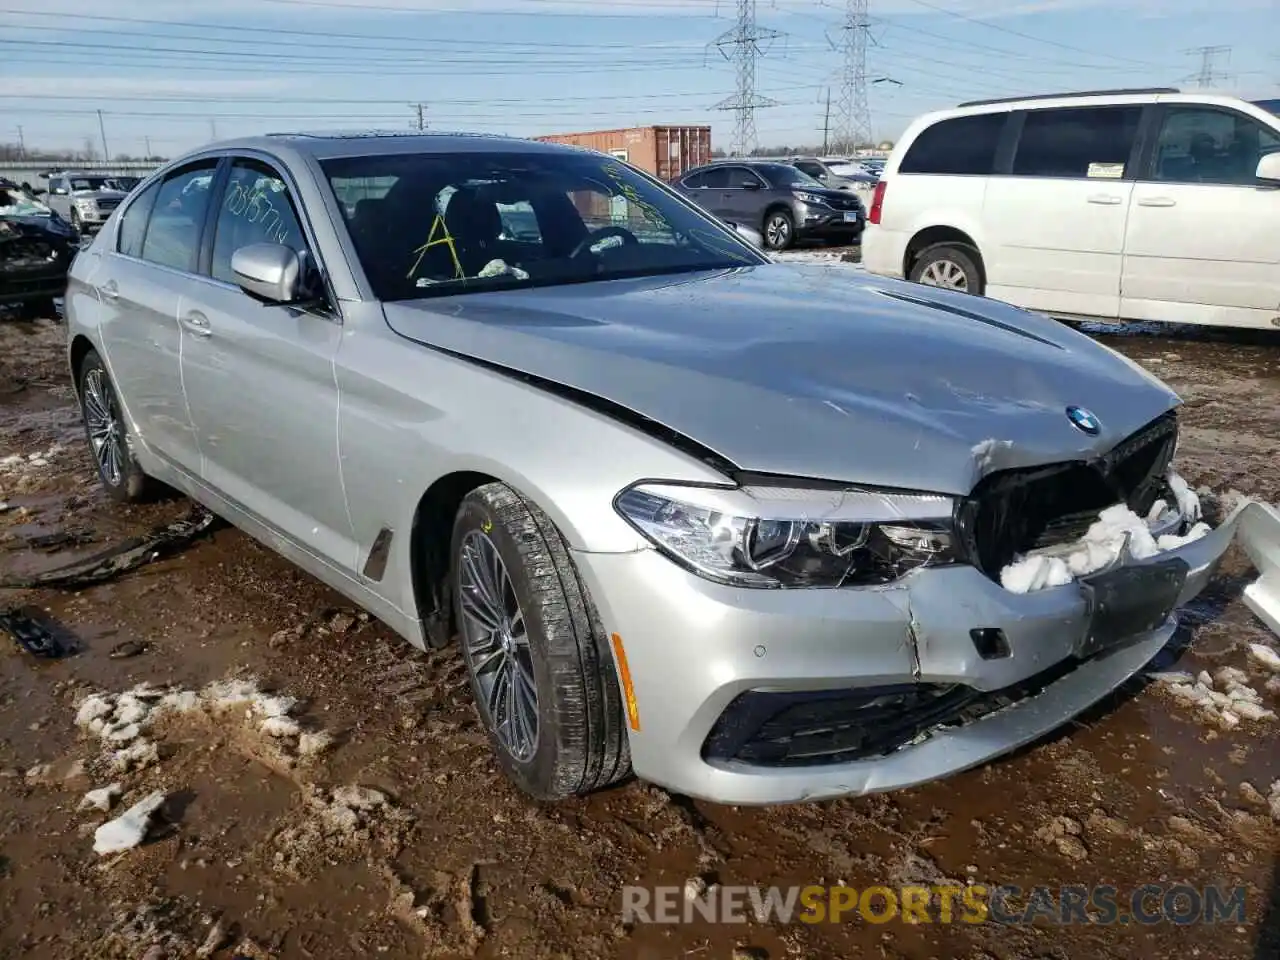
left=863, top=88, right=1280, bottom=330
left=43, top=172, right=129, bottom=236
left=63, top=130, right=1280, bottom=806
left=786, top=156, right=878, bottom=191
left=0, top=179, right=77, bottom=319
left=674, top=159, right=865, bottom=250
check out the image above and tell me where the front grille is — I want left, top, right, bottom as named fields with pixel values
left=96, top=198, right=120, bottom=211
left=702, top=657, right=1083, bottom=767
left=958, top=410, right=1178, bottom=579
left=824, top=194, right=861, bottom=211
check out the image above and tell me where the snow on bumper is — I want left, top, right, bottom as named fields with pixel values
left=575, top=497, right=1280, bottom=806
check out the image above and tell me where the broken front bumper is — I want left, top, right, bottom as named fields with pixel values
left=576, top=499, right=1280, bottom=806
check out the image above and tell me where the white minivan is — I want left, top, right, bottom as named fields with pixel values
left=862, top=89, right=1280, bottom=330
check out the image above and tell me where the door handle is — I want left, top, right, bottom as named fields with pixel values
left=180, top=312, right=211, bottom=338
left=1086, top=195, right=1123, bottom=205
left=98, top=280, right=119, bottom=301
left=1137, top=197, right=1176, bottom=208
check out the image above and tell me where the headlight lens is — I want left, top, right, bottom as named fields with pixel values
left=614, top=482, right=959, bottom=588
left=793, top=191, right=828, bottom=206
left=74, top=198, right=95, bottom=209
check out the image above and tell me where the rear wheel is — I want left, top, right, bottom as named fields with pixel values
left=77, top=349, right=157, bottom=503
left=909, top=243, right=983, bottom=295
left=762, top=209, right=795, bottom=251
left=451, top=482, right=631, bottom=801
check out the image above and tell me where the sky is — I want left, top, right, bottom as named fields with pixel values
left=1, top=0, right=1276, bottom=159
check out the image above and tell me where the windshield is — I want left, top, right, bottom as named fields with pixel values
left=68, top=176, right=116, bottom=192
left=321, top=150, right=765, bottom=302
left=0, top=185, right=51, bottom=217
left=108, top=177, right=140, bottom=190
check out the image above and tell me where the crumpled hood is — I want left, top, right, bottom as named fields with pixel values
left=382, top=264, right=1179, bottom=495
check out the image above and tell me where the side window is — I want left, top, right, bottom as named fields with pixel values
left=116, top=179, right=161, bottom=258
left=1151, top=107, right=1280, bottom=185
left=722, top=167, right=759, bottom=188
left=140, top=164, right=218, bottom=273
left=795, top=161, right=824, bottom=178
left=700, top=167, right=731, bottom=189
left=1011, top=106, right=1142, bottom=179
left=899, top=113, right=1006, bottom=175
left=210, top=160, right=307, bottom=284
left=496, top=200, right=542, bottom=242
left=681, top=171, right=707, bottom=189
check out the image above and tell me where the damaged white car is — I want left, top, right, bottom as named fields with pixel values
left=62, top=132, right=1280, bottom=806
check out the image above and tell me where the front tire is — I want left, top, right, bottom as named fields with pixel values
left=76, top=349, right=156, bottom=503
left=909, top=242, right=983, bottom=295
left=451, top=482, right=631, bottom=801
left=762, top=209, right=795, bottom=251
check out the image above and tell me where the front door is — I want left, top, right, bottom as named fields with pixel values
left=179, top=156, right=355, bottom=567
left=95, top=160, right=219, bottom=474
left=981, top=104, right=1144, bottom=319
left=1121, top=103, right=1280, bottom=328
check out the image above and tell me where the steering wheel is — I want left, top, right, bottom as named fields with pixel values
left=568, top=225, right=639, bottom=259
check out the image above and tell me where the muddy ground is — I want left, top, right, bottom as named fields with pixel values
left=0, top=282, right=1278, bottom=960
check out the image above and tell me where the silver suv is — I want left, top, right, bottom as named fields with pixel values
left=44, top=172, right=129, bottom=235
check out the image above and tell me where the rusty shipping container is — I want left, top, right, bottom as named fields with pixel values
left=533, top=125, right=712, bottom=182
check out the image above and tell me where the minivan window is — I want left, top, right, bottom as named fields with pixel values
left=1011, top=106, right=1142, bottom=179
left=1151, top=106, right=1280, bottom=185
left=899, top=113, right=1006, bottom=175
left=116, top=179, right=161, bottom=259
left=210, top=160, right=307, bottom=284
left=141, top=163, right=218, bottom=273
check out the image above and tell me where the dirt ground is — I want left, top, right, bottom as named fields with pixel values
left=0, top=285, right=1278, bottom=960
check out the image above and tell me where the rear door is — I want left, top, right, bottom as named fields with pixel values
left=1120, top=102, right=1280, bottom=328
left=178, top=154, right=355, bottom=567
left=982, top=104, right=1145, bottom=318
left=95, top=159, right=221, bottom=474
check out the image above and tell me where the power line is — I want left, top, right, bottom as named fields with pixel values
left=712, top=0, right=784, bottom=156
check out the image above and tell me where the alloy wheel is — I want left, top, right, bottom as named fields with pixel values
left=457, top=529, right=539, bottom=761
left=919, top=258, right=969, bottom=291
left=82, top=369, right=125, bottom=487
left=765, top=215, right=791, bottom=249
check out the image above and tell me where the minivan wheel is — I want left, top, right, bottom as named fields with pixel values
left=451, top=482, right=631, bottom=801
left=763, top=209, right=795, bottom=251
left=77, top=349, right=156, bottom=503
left=909, top=243, right=983, bottom=295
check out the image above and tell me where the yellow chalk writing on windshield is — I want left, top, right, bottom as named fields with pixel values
left=408, top=214, right=464, bottom=281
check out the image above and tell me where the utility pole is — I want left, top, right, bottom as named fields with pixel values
left=15, top=125, right=24, bottom=159
left=144, top=135, right=152, bottom=158
left=829, top=0, right=872, bottom=153
left=1185, top=45, right=1233, bottom=88
left=96, top=109, right=110, bottom=162
left=210, top=119, right=218, bottom=140
left=710, top=0, right=783, bottom=157
left=411, top=103, right=428, bottom=131
left=821, top=89, right=831, bottom=155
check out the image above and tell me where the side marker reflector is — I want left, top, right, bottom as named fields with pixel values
left=611, top=633, right=641, bottom=732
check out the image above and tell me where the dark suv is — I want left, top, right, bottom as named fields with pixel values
left=673, top=160, right=864, bottom=251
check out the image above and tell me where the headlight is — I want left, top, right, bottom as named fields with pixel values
left=614, top=481, right=959, bottom=588
left=74, top=198, right=95, bottom=210
left=793, top=191, right=829, bottom=206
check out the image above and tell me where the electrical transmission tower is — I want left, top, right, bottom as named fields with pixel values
left=829, top=0, right=872, bottom=153
left=711, top=0, right=782, bottom=157
left=1185, top=45, right=1233, bottom=88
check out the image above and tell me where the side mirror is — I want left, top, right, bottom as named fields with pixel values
left=1256, top=152, right=1280, bottom=183
left=231, top=243, right=302, bottom=303
left=741, top=179, right=761, bottom=190
left=731, top=222, right=764, bottom=248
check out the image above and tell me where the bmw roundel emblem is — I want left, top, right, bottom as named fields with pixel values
left=1065, top=405, right=1101, bottom=436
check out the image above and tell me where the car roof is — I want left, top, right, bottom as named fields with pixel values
left=167, top=129, right=592, bottom=165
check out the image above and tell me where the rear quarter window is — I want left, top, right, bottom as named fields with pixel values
left=898, top=113, right=1007, bottom=176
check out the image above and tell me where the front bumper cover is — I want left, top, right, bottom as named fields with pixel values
left=576, top=498, right=1280, bottom=805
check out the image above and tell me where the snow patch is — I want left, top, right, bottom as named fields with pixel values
left=80, top=782, right=123, bottom=812
left=1248, top=644, right=1280, bottom=673
left=1155, top=663, right=1275, bottom=729
left=93, top=790, right=167, bottom=855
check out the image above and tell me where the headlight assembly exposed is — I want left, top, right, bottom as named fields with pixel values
left=614, top=482, right=959, bottom=588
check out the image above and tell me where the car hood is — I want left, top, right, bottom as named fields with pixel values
left=71, top=189, right=127, bottom=200
left=0, top=213, right=74, bottom=239
left=381, top=264, right=1179, bottom=495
